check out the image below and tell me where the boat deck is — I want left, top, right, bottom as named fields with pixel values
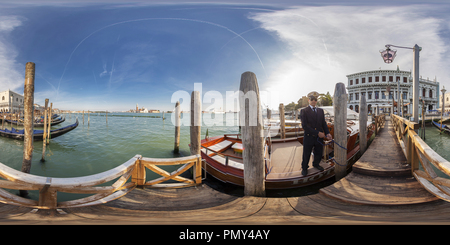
left=266, top=139, right=330, bottom=180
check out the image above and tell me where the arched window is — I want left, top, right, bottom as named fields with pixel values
left=1, top=96, right=4, bottom=101
left=349, top=105, right=354, bottom=110
left=422, top=88, right=426, bottom=97
left=429, top=90, right=433, bottom=98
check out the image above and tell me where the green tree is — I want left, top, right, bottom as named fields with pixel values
left=318, top=92, right=333, bottom=106
left=285, top=102, right=297, bottom=111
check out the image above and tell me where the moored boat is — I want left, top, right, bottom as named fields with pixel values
left=0, top=118, right=79, bottom=141
left=201, top=110, right=374, bottom=189
left=432, top=120, right=450, bottom=135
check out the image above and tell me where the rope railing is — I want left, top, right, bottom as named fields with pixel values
left=0, top=154, right=202, bottom=209
left=391, top=114, right=450, bottom=201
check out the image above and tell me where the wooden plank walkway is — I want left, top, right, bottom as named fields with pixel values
left=320, top=118, right=439, bottom=205
left=1, top=118, right=450, bottom=224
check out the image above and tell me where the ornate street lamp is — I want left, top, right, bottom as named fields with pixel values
left=380, top=46, right=396, bottom=63
left=380, top=44, right=422, bottom=123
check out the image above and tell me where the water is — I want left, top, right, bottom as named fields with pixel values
left=421, top=125, right=450, bottom=178
left=0, top=112, right=240, bottom=201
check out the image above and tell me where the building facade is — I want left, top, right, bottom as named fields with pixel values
left=0, top=89, right=24, bottom=113
left=346, top=68, right=439, bottom=115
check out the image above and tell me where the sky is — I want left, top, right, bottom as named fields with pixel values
left=1, top=0, right=450, bottom=112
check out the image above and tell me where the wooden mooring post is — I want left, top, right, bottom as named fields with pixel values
left=20, top=62, right=35, bottom=197
left=279, top=103, right=286, bottom=139
left=359, top=95, right=368, bottom=155
left=41, top=98, right=49, bottom=162
left=239, top=71, right=265, bottom=197
left=333, top=82, right=348, bottom=181
left=174, top=101, right=181, bottom=154
left=190, top=91, right=202, bottom=184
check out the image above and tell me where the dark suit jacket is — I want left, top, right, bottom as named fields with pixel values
left=300, top=106, right=330, bottom=138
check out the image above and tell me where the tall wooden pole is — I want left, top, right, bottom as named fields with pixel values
left=333, top=82, right=348, bottom=181
left=190, top=91, right=202, bottom=184
left=41, top=98, right=49, bottom=162
left=412, top=44, right=420, bottom=123
left=174, top=101, right=181, bottom=153
left=359, top=95, right=368, bottom=155
left=47, top=103, right=52, bottom=143
left=279, top=103, right=286, bottom=139
left=239, top=71, right=265, bottom=197
left=20, top=62, right=35, bottom=197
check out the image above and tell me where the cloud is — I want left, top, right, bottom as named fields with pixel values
left=250, top=5, right=450, bottom=105
left=0, top=15, right=24, bottom=93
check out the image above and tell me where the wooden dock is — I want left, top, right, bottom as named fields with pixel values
left=1, top=118, right=450, bottom=224
left=320, top=118, right=439, bottom=205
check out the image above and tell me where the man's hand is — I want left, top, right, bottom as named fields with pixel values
left=326, top=134, right=332, bottom=141
left=318, top=132, right=325, bottom=138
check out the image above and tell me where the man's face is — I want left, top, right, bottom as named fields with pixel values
left=309, top=97, right=317, bottom=107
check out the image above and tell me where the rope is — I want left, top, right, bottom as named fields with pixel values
left=316, top=137, right=348, bottom=167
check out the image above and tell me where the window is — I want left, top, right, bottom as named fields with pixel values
left=382, top=92, right=386, bottom=99
left=350, top=94, right=353, bottom=101
left=389, top=76, right=393, bottom=82
left=382, top=76, right=386, bottom=82
left=396, top=76, right=401, bottom=82
left=349, top=105, right=353, bottom=110
left=361, top=92, right=366, bottom=98
left=355, top=79, right=359, bottom=84
left=350, top=80, right=353, bottom=85
left=355, top=93, right=359, bottom=100
left=362, top=78, right=366, bottom=83
left=403, top=77, right=408, bottom=83
left=375, top=91, right=379, bottom=99
left=429, top=90, right=433, bottom=98
left=369, top=77, right=372, bottom=83
left=1, top=96, right=4, bottom=101
left=16, top=98, right=18, bottom=102
left=355, top=105, right=359, bottom=113
left=423, top=88, right=426, bottom=97
left=375, top=76, right=379, bottom=82
left=368, top=91, right=372, bottom=99
left=403, top=92, right=407, bottom=99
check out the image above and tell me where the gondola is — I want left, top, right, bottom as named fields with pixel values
left=5, top=117, right=66, bottom=127
left=201, top=107, right=373, bottom=189
left=0, top=118, right=78, bottom=141
left=432, top=120, right=450, bottom=135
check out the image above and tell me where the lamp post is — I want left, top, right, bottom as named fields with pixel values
left=380, top=44, right=421, bottom=123
left=441, top=86, right=447, bottom=131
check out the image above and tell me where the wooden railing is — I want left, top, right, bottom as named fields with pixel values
left=391, top=114, right=450, bottom=201
left=0, top=154, right=202, bottom=209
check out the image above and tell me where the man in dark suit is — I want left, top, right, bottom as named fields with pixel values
left=300, top=92, right=332, bottom=176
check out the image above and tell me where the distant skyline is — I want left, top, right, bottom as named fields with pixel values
left=1, top=1, right=450, bottom=111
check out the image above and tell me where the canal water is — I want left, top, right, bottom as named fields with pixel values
left=421, top=125, right=450, bottom=178
left=0, top=112, right=240, bottom=202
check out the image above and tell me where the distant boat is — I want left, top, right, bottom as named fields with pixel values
left=0, top=119, right=79, bottom=141
left=209, top=108, right=225, bottom=114
left=5, top=117, right=66, bottom=127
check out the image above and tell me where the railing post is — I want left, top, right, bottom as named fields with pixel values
left=194, top=155, right=202, bottom=184
left=131, top=158, right=146, bottom=187
left=279, top=103, right=286, bottom=139
left=38, top=177, right=57, bottom=208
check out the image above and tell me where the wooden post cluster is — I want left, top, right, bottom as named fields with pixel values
left=359, top=95, right=368, bottom=155
left=333, top=82, right=348, bottom=181
left=174, top=101, right=181, bottom=153
left=20, top=62, right=35, bottom=197
left=239, top=71, right=265, bottom=197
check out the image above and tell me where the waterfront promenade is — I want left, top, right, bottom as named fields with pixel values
left=1, top=119, right=450, bottom=224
